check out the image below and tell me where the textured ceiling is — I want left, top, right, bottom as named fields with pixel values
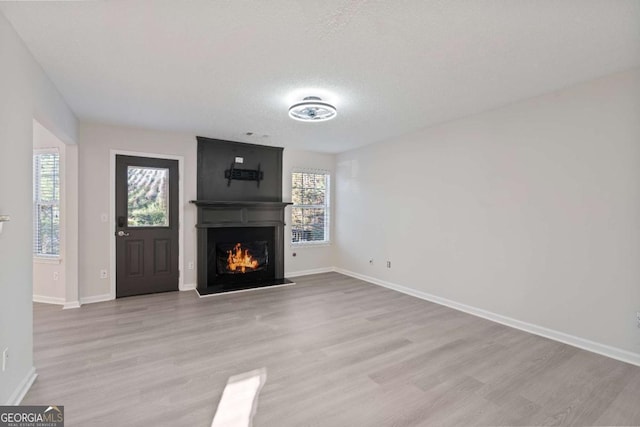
left=2, top=1, right=639, bottom=153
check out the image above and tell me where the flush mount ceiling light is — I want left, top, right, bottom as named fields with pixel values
left=288, top=96, right=337, bottom=122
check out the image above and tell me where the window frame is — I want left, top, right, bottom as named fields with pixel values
left=290, top=169, right=331, bottom=246
left=33, top=148, right=61, bottom=259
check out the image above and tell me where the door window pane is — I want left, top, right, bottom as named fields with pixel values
left=127, top=166, right=169, bottom=227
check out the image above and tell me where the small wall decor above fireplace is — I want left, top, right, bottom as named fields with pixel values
left=192, top=137, right=292, bottom=295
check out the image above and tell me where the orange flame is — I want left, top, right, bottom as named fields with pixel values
left=227, top=243, right=259, bottom=273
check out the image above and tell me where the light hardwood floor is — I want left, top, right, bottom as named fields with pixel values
left=25, top=273, right=640, bottom=426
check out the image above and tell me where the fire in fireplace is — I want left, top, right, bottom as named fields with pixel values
left=216, top=241, right=268, bottom=275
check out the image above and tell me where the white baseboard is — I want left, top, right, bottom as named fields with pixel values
left=335, top=268, right=640, bottom=367
left=80, top=293, right=113, bottom=305
left=33, top=296, right=81, bottom=309
left=32, top=295, right=64, bottom=305
left=180, top=283, right=196, bottom=291
left=63, top=301, right=81, bottom=310
left=6, top=367, right=37, bottom=405
left=286, top=267, right=336, bottom=278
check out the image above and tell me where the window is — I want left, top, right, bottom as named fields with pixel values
left=291, top=170, right=330, bottom=244
left=33, top=150, right=60, bottom=257
left=127, top=166, right=170, bottom=227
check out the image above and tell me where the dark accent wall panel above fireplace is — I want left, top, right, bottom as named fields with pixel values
left=197, top=136, right=283, bottom=202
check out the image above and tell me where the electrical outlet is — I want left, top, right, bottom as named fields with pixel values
left=2, top=348, right=8, bottom=372
left=53, top=271, right=59, bottom=281
left=100, top=269, right=108, bottom=279
left=387, top=261, right=391, bottom=268
left=188, top=261, right=194, bottom=270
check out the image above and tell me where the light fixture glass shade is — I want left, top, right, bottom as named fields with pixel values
left=289, top=96, right=337, bottom=122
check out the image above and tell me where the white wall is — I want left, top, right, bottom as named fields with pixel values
left=336, top=68, right=640, bottom=359
left=78, top=123, right=334, bottom=300
left=283, top=149, right=336, bottom=275
left=64, top=143, right=79, bottom=307
left=0, top=12, right=77, bottom=404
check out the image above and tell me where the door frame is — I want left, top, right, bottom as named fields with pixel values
left=109, top=150, right=185, bottom=300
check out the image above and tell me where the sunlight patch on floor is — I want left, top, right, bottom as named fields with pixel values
left=211, top=368, right=267, bottom=427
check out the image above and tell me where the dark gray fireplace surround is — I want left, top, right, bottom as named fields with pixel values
left=191, top=137, right=292, bottom=295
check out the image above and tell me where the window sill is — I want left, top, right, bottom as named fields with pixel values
left=33, top=256, right=62, bottom=265
left=290, top=242, right=332, bottom=248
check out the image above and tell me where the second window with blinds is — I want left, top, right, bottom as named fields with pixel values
left=33, top=150, right=60, bottom=257
left=291, top=170, right=330, bottom=245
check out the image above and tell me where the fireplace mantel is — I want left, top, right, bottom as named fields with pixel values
left=190, top=200, right=293, bottom=208
left=191, top=200, right=292, bottom=208
left=190, top=200, right=292, bottom=228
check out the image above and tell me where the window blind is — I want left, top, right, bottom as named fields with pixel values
left=33, top=151, right=60, bottom=256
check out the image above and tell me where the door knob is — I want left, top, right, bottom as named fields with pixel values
left=117, top=230, right=130, bottom=237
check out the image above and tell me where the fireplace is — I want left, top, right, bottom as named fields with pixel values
left=206, top=226, right=278, bottom=293
left=193, top=201, right=291, bottom=295
left=192, top=138, right=292, bottom=295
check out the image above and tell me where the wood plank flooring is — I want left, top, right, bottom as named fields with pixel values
left=25, top=273, right=640, bottom=426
